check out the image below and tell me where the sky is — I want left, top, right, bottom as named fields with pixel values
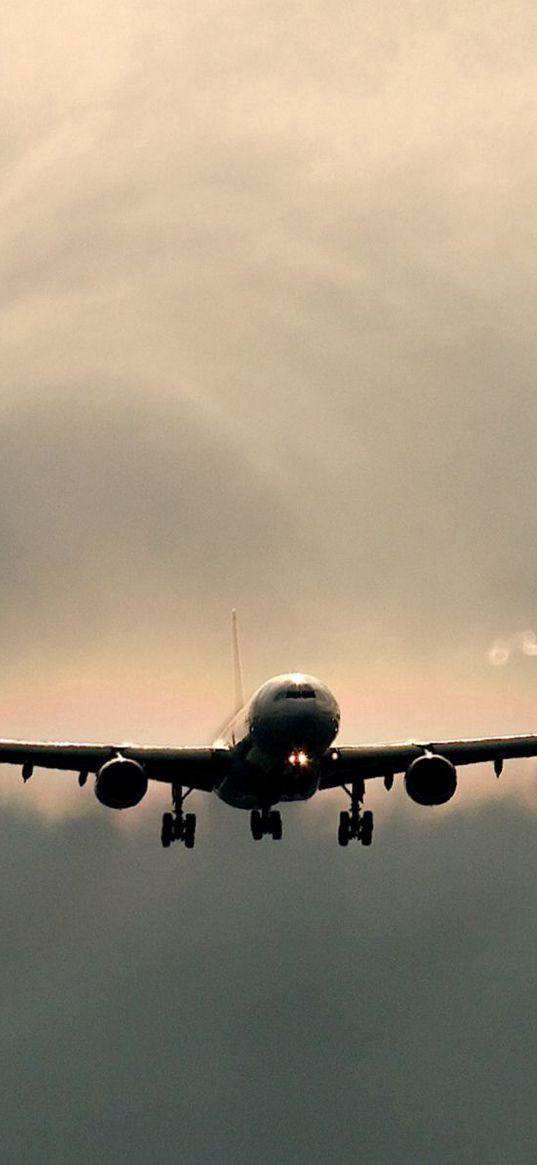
left=2, top=1, right=537, bottom=1160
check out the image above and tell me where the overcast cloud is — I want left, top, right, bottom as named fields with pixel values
left=2, top=0, right=537, bottom=694
left=1, top=801, right=537, bottom=1165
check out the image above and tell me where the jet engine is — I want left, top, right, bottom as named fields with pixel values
left=404, top=753, right=457, bottom=806
left=95, top=755, right=148, bottom=809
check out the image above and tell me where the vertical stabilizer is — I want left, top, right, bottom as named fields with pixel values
left=232, top=609, right=245, bottom=712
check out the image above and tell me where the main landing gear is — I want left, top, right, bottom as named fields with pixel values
left=250, top=807, right=283, bottom=841
left=161, top=784, right=196, bottom=849
left=338, top=780, right=374, bottom=848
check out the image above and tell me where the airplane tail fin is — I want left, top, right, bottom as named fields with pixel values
left=232, top=609, right=245, bottom=712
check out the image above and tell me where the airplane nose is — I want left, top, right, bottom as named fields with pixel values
left=288, top=708, right=318, bottom=738
left=252, top=706, right=336, bottom=758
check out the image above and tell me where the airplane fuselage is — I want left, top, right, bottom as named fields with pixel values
left=214, top=673, right=340, bottom=810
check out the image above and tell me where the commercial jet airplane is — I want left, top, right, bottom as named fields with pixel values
left=3, top=616, right=537, bottom=850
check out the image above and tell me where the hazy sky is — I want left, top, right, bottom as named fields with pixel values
left=3, top=0, right=537, bottom=740
left=2, top=4, right=537, bottom=1160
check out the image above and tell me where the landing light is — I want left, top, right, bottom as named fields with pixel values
left=288, top=750, right=309, bottom=767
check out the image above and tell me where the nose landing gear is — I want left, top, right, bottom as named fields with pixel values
left=337, top=780, right=374, bottom=847
left=161, top=784, right=196, bottom=849
left=250, top=807, right=283, bottom=841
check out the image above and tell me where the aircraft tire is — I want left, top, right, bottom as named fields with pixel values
left=161, top=812, right=174, bottom=848
left=184, top=812, right=196, bottom=849
left=360, top=810, right=374, bottom=847
left=250, top=810, right=263, bottom=841
left=270, top=811, right=283, bottom=840
left=338, top=810, right=351, bottom=846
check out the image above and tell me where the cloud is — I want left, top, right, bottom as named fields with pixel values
left=3, top=9, right=537, bottom=1160
left=2, top=0, right=536, bottom=660
left=1, top=799, right=537, bottom=1164
left=1, top=2, right=537, bottom=768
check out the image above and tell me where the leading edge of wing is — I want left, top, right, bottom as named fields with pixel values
left=0, top=741, right=229, bottom=792
left=319, top=734, right=537, bottom=789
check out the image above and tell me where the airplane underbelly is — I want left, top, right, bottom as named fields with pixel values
left=216, top=755, right=320, bottom=810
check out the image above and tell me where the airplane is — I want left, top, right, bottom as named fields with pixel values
left=2, top=615, right=537, bottom=850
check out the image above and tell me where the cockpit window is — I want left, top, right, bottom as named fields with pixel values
left=275, top=686, right=317, bottom=700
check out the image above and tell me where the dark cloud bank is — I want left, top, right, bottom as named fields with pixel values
left=1, top=797, right=536, bottom=1165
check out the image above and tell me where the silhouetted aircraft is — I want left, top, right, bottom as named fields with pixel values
left=3, top=617, right=537, bottom=848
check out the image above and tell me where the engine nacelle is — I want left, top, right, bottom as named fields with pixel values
left=404, top=753, right=457, bottom=806
left=95, top=755, right=148, bottom=809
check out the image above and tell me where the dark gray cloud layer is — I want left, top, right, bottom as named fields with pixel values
left=1, top=800, right=536, bottom=1165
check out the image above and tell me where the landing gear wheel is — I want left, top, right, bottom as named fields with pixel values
left=337, top=780, right=374, bottom=847
left=269, top=810, right=283, bottom=840
left=184, top=813, right=197, bottom=849
left=161, top=784, right=197, bottom=850
left=250, top=809, right=263, bottom=841
left=338, top=810, right=350, bottom=847
left=161, top=812, right=174, bottom=849
left=360, top=810, right=374, bottom=847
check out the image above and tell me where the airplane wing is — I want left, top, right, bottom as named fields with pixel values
left=3, top=732, right=537, bottom=793
left=0, top=740, right=229, bottom=791
left=319, top=734, right=537, bottom=788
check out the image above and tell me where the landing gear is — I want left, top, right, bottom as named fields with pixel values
left=270, top=811, right=283, bottom=841
left=161, top=785, right=196, bottom=849
left=161, top=812, right=174, bottom=848
left=338, top=811, right=350, bottom=847
left=337, top=781, right=374, bottom=847
left=250, top=807, right=283, bottom=841
left=361, top=810, right=374, bottom=847
left=184, top=813, right=196, bottom=849
left=250, top=810, right=263, bottom=840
